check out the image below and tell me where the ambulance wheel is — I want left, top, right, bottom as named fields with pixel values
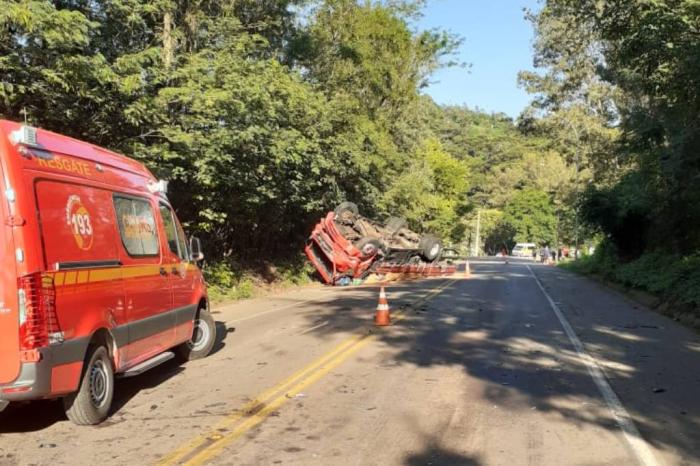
left=63, top=345, right=114, bottom=425
left=177, top=309, right=216, bottom=361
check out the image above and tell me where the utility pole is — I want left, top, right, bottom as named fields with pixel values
left=474, top=209, right=481, bottom=257
left=574, top=149, right=580, bottom=259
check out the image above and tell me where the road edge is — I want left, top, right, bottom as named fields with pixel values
left=527, top=265, right=660, bottom=466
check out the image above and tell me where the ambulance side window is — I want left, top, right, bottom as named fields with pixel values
left=114, top=196, right=159, bottom=256
left=159, top=203, right=188, bottom=261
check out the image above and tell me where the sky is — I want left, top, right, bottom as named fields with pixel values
left=416, top=0, right=542, bottom=118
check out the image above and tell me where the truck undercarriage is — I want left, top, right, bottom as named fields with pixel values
left=305, top=202, right=455, bottom=285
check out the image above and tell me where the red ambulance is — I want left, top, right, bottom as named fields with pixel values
left=0, top=121, right=214, bottom=425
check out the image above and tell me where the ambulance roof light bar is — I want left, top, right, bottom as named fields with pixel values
left=9, top=125, right=38, bottom=146
left=147, top=179, right=168, bottom=195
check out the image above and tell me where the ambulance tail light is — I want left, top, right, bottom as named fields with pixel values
left=18, top=273, right=59, bottom=351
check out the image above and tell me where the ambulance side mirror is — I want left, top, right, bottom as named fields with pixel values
left=190, top=237, right=204, bottom=263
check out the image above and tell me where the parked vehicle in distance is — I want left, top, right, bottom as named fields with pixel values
left=511, top=242, right=537, bottom=258
left=305, top=202, right=443, bottom=284
left=0, top=121, right=214, bottom=425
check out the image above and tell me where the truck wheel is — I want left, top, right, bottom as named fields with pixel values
left=334, top=202, right=359, bottom=222
left=419, top=235, right=443, bottom=261
left=385, top=217, right=406, bottom=235
left=63, top=345, right=114, bottom=426
left=176, top=309, right=216, bottom=361
left=356, top=237, right=383, bottom=259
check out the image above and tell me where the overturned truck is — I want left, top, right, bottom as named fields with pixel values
left=305, top=202, right=450, bottom=285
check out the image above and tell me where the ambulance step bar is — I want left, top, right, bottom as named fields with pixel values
left=119, top=351, right=175, bottom=378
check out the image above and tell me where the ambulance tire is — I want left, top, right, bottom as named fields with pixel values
left=176, top=309, right=216, bottom=361
left=63, top=345, right=114, bottom=426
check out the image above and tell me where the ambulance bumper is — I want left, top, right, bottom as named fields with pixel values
left=0, top=356, right=53, bottom=402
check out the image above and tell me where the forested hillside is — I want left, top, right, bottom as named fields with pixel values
left=524, top=0, right=700, bottom=312
left=5, top=0, right=699, bottom=308
left=1, top=0, right=582, bottom=290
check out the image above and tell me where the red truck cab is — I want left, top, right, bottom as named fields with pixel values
left=0, top=121, right=213, bottom=425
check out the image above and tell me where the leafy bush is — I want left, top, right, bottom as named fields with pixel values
left=563, top=240, right=700, bottom=308
left=277, top=262, right=315, bottom=286
left=502, top=189, right=557, bottom=246
left=204, top=262, right=255, bottom=302
left=579, top=173, right=654, bottom=259
left=203, top=257, right=315, bottom=303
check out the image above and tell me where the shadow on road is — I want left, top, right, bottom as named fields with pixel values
left=298, top=259, right=700, bottom=463
left=211, top=320, right=234, bottom=356
left=0, top=320, right=232, bottom=432
left=404, top=444, right=481, bottom=466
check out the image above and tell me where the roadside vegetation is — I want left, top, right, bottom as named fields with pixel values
left=562, top=247, right=700, bottom=325
left=527, top=1, right=700, bottom=318
left=0, top=0, right=582, bottom=297
left=3, top=1, right=698, bottom=308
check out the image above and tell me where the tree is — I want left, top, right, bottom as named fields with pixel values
left=0, top=0, right=117, bottom=141
left=0, top=0, right=468, bottom=269
left=502, top=189, right=557, bottom=246
left=381, top=137, right=469, bottom=241
left=524, top=0, right=700, bottom=256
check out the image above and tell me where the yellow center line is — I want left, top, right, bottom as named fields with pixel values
left=156, top=336, right=364, bottom=466
left=184, top=335, right=376, bottom=466
left=156, top=278, right=455, bottom=466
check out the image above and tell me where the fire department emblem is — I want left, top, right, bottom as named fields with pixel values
left=66, top=195, right=94, bottom=250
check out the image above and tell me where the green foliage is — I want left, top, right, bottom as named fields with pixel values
left=0, top=0, right=475, bottom=293
left=275, top=261, right=315, bottom=287
left=204, top=263, right=256, bottom=302
left=477, top=210, right=514, bottom=255
left=562, top=240, right=620, bottom=280
left=564, top=240, right=700, bottom=310
left=294, top=0, right=460, bottom=122
left=425, top=102, right=579, bottom=252
left=502, top=189, right=557, bottom=246
left=204, top=258, right=315, bottom=303
left=381, top=137, right=469, bottom=241
left=579, top=172, right=655, bottom=258
left=143, top=29, right=341, bottom=259
left=526, top=0, right=700, bottom=258
left=2, top=0, right=599, bottom=297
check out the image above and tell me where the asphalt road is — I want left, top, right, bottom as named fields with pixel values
left=1, top=258, right=700, bottom=466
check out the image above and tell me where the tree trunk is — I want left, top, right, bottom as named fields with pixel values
left=163, top=10, right=174, bottom=69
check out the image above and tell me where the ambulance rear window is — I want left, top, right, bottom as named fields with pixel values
left=114, top=196, right=159, bottom=257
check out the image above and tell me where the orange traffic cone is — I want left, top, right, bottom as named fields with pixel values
left=374, top=286, right=391, bottom=326
left=464, top=261, right=471, bottom=278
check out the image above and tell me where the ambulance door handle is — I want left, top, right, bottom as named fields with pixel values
left=159, top=267, right=168, bottom=276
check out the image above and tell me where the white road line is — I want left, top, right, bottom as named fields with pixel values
left=223, top=298, right=322, bottom=324
left=527, top=265, right=660, bottom=466
left=217, top=278, right=451, bottom=325
left=299, top=320, right=329, bottom=335
left=218, top=285, right=389, bottom=324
